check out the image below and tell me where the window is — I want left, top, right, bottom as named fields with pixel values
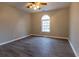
left=41, top=15, right=50, bottom=32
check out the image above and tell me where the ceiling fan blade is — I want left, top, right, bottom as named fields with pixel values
left=30, top=2, right=35, bottom=4
left=40, top=3, right=47, bottom=5
left=26, top=6, right=30, bottom=8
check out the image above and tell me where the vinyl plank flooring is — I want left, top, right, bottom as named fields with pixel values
left=0, top=36, right=75, bottom=57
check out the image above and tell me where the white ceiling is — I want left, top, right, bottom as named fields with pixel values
left=2, top=2, right=71, bottom=13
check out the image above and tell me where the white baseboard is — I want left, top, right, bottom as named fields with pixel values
left=31, top=34, right=69, bottom=40
left=68, top=40, right=78, bottom=57
left=0, top=35, right=31, bottom=46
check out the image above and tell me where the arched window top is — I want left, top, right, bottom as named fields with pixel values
left=42, top=15, right=50, bottom=19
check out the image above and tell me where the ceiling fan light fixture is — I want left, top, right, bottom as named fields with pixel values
left=29, top=6, right=32, bottom=8
left=25, top=2, right=47, bottom=10
left=33, top=7, right=37, bottom=10
left=36, top=5, right=40, bottom=8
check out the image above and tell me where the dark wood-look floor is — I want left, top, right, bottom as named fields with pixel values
left=0, top=36, right=75, bottom=57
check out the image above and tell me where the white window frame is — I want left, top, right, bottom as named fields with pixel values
left=41, top=15, right=50, bottom=32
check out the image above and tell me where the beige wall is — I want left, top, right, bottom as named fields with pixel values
left=69, top=3, right=79, bottom=56
left=0, top=4, right=31, bottom=43
left=31, top=8, right=69, bottom=37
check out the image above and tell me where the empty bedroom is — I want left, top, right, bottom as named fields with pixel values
left=0, top=2, right=78, bottom=57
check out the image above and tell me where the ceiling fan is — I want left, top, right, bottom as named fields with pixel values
left=25, top=2, right=47, bottom=10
